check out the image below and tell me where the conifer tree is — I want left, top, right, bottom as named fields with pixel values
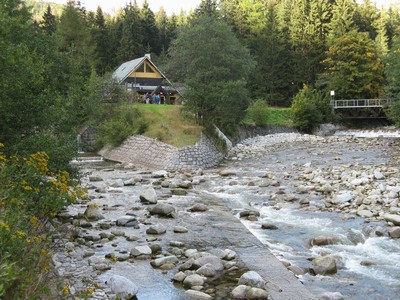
left=40, top=5, right=56, bottom=35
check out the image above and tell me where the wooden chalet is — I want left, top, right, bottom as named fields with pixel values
left=113, top=54, right=182, bottom=104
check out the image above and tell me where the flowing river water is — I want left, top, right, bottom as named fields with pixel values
left=194, top=131, right=400, bottom=300
left=66, top=130, right=400, bottom=299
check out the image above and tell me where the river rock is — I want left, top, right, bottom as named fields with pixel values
left=174, top=226, right=188, bottom=233
left=238, top=271, right=266, bottom=289
left=109, top=179, right=124, bottom=187
left=312, top=256, right=337, bottom=275
left=130, top=245, right=152, bottom=258
left=148, top=203, right=176, bottom=218
left=185, top=289, right=212, bottom=300
left=261, top=223, right=278, bottom=230
left=310, top=235, right=341, bottom=246
left=383, top=214, right=400, bottom=225
left=183, top=274, right=206, bottom=289
left=224, top=249, right=237, bottom=260
left=83, top=204, right=104, bottom=220
left=356, top=210, right=373, bottom=218
left=188, top=203, right=209, bottom=212
left=173, top=271, right=187, bottom=282
left=146, top=223, right=166, bottom=234
left=196, top=263, right=218, bottom=277
left=152, top=170, right=168, bottom=178
left=193, top=255, right=224, bottom=271
left=150, top=255, right=179, bottom=268
left=374, top=169, right=385, bottom=180
left=388, top=227, right=400, bottom=238
left=140, top=187, right=158, bottom=204
left=107, top=275, right=138, bottom=299
left=246, top=287, right=268, bottom=299
left=219, top=169, right=237, bottom=176
left=116, top=216, right=139, bottom=228
left=331, top=192, right=353, bottom=204
left=232, top=285, right=250, bottom=299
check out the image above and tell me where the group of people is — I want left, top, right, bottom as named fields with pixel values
left=144, top=92, right=162, bottom=104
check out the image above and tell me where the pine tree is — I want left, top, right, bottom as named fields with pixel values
left=91, top=6, right=110, bottom=75
left=40, top=5, right=56, bottom=35
left=140, top=0, right=160, bottom=54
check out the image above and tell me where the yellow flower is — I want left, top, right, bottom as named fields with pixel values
left=16, top=230, right=27, bottom=238
left=62, top=286, right=70, bottom=295
left=0, top=221, right=10, bottom=231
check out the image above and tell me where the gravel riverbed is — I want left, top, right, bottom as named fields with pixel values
left=52, top=133, right=400, bottom=300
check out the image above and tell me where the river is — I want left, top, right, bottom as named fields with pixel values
left=197, top=132, right=400, bottom=299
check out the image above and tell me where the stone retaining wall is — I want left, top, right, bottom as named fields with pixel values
left=99, top=135, right=179, bottom=170
left=99, top=125, right=296, bottom=171
left=99, top=134, right=226, bottom=171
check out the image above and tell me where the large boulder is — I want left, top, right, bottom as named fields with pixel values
left=183, top=274, right=206, bottom=289
left=140, top=187, right=158, bottom=204
left=310, top=235, right=341, bottom=246
left=107, top=275, right=138, bottom=299
left=238, top=271, right=266, bottom=289
left=193, top=255, right=224, bottom=272
left=83, top=204, right=104, bottom=220
left=148, top=203, right=176, bottom=218
left=312, top=256, right=337, bottom=275
left=383, top=214, right=400, bottom=226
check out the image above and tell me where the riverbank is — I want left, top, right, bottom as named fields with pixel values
left=52, top=133, right=400, bottom=299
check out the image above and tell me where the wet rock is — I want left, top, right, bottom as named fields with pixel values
left=238, top=271, right=266, bottom=289
left=310, top=235, right=341, bottom=246
left=130, top=245, right=152, bottom=258
left=116, top=216, right=140, bottom=228
left=146, top=224, right=166, bottom=235
left=149, top=243, right=162, bottom=254
left=356, top=210, right=373, bottom=218
left=219, top=169, right=237, bottom=176
left=185, top=289, right=212, bottom=300
left=152, top=170, right=168, bottom=178
left=173, top=271, right=187, bottom=282
left=193, top=255, right=224, bottom=271
left=171, top=188, right=188, bottom=196
left=246, top=287, right=268, bottom=299
left=148, top=203, right=176, bottom=218
left=331, top=192, right=353, bottom=204
left=89, top=176, right=103, bottom=182
left=288, top=264, right=305, bottom=275
left=150, top=255, right=179, bottom=268
left=232, top=285, right=250, bottom=299
left=261, top=223, right=278, bottom=230
left=83, top=204, right=104, bottom=220
left=224, top=249, right=237, bottom=260
left=107, top=274, right=138, bottom=299
left=374, top=169, right=385, bottom=180
left=183, top=274, right=206, bottom=289
left=173, top=226, right=188, bottom=233
left=140, top=187, right=158, bottom=204
left=196, top=263, right=218, bottom=277
left=383, top=214, right=400, bottom=226
left=312, top=256, right=337, bottom=275
left=388, top=227, right=400, bottom=238
left=188, top=203, right=209, bottom=212
left=239, top=210, right=260, bottom=219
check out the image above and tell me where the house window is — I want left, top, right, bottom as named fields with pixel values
left=146, top=62, right=155, bottom=73
left=137, top=63, right=145, bottom=72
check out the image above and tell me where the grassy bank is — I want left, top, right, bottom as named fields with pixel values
left=243, top=106, right=293, bottom=126
left=134, top=104, right=202, bottom=147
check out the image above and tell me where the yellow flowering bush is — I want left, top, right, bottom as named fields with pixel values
left=0, top=144, right=85, bottom=299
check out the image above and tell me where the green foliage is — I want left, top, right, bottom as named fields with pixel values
left=385, top=37, right=400, bottom=126
left=291, top=85, right=332, bottom=132
left=0, top=145, right=85, bottom=299
left=320, top=30, right=384, bottom=99
left=166, top=15, right=255, bottom=136
left=97, top=105, right=146, bottom=147
left=247, top=99, right=270, bottom=126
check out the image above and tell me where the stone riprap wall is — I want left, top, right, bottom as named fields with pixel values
left=167, top=133, right=226, bottom=171
left=99, top=134, right=227, bottom=171
left=99, top=135, right=179, bottom=170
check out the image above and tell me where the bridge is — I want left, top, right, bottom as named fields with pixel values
left=331, top=98, right=393, bottom=119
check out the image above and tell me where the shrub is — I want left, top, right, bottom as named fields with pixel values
left=0, top=144, right=85, bottom=299
left=291, top=85, right=333, bottom=132
left=247, top=99, right=270, bottom=126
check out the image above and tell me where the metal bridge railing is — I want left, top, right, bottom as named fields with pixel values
left=331, top=99, right=393, bottom=109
